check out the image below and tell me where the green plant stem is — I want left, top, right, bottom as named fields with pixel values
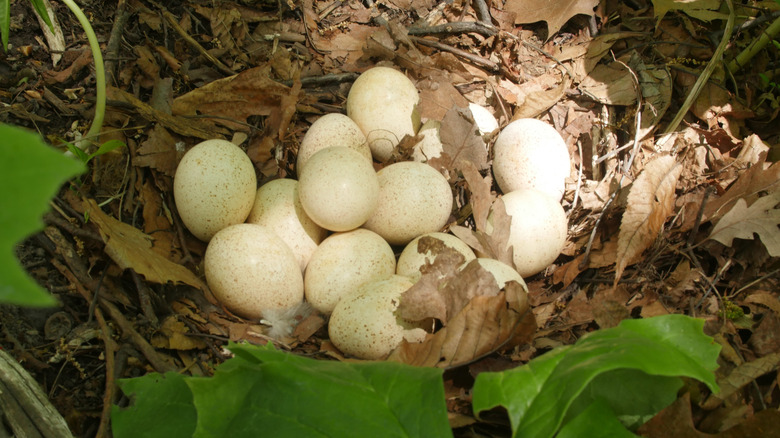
left=61, top=0, right=105, bottom=145
left=727, top=14, right=780, bottom=74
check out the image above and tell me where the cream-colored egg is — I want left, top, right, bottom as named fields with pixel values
left=296, top=113, right=370, bottom=176
left=492, top=118, right=570, bottom=200
left=347, top=67, right=421, bottom=162
left=298, top=147, right=379, bottom=232
left=204, top=223, right=304, bottom=320
left=495, top=189, right=568, bottom=278
left=329, top=275, right=425, bottom=360
left=173, top=139, right=256, bottom=241
left=246, top=178, right=328, bottom=272
left=363, top=162, right=453, bottom=246
left=411, top=120, right=443, bottom=162
left=304, top=229, right=395, bottom=314
left=397, top=232, right=476, bottom=281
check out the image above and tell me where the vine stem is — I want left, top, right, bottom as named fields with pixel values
left=61, top=0, right=105, bottom=146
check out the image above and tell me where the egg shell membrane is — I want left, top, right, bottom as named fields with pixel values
left=346, top=66, right=421, bottom=162
left=246, top=178, right=327, bottom=272
left=492, top=118, right=570, bottom=200
left=297, top=147, right=380, bottom=232
left=363, top=161, right=453, bottom=246
left=304, top=229, right=396, bottom=314
left=296, top=113, right=370, bottom=176
left=204, top=223, right=304, bottom=320
left=328, top=275, right=414, bottom=360
left=173, top=139, right=257, bottom=241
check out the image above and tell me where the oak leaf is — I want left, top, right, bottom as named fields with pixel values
left=707, top=191, right=780, bottom=257
left=615, top=155, right=682, bottom=286
left=503, top=0, right=599, bottom=39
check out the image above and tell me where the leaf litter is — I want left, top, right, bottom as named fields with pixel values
left=3, top=0, right=780, bottom=435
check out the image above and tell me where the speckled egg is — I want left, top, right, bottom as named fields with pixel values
left=173, top=139, right=256, bottom=241
left=347, top=67, right=421, bottom=162
left=363, top=161, right=453, bottom=246
left=492, top=118, right=570, bottom=200
left=246, top=178, right=328, bottom=272
left=495, top=189, right=568, bottom=278
left=298, top=147, right=379, bottom=232
left=204, top=223, right=304, bottom=320
left=396, top=232, right=476, bottom=281
left=296, top=113, right=370, bottom=176
left=328, top=275, right=426, bottom=360
left=304, top=229, right=395, bottom=314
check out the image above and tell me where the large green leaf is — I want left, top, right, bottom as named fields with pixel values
left=112, top=373, right=197, bottom=438
left=0, top=124, right=84, bottom=306
left=0, top=0, right=8, bottom=51
left=112, top=343, right=452, bottom=438
left=472, top=314, right=721, bottom=438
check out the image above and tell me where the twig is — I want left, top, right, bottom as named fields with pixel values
left=132, top=270, right=159, bottom=326
left=407, top=21, right=497, bottom=37
left=104, top=0, right=129, bottom=86
left=658, top=0, right=735, bottom=149
left=471, top=0, right=492, bottom=24
left=279, top=72, right=358, bottom=88
left=409, top=36, right=499, bottom=72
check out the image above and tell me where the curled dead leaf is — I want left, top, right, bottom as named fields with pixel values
left=615, top=155, right=682, bottom=286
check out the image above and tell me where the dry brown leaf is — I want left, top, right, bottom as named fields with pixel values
left=460, top=160, right=493, bottom=231
left=708, top=190, right=780, bottom=256
left=697, top=156, right=780, bottom=228
left=512, top=75, right=570, bottom=120
left=579, top=62, right=637, bottom=106
left=702, top=351, right=780, bottom=410
left=503, top=0, right=599, bottom=38
left=639, top=392, right=780, bottom=438
left=151, top=316, right=208, bottom=350
left=171, top=64, right=294, bottom=132
left=389, top=283, right=535, bottom=368
left=84, top=199, right=207, bottom=291
left=438, top=106, right=489, bottom=170
left=133, top=124, right=180, bottom=176
left=450, top=196, right=514, bottom=267
left=615, top=155, right=682, bottom=285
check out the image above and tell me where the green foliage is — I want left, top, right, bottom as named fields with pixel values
left=472, top=314, right=721, bottom=438
left=0, top=0, right=52, bottom=51
left=0, top=124, right=84, bottom=306
left=66, top=139, right=125, bottom=166
left=112, top=343, right=453, bottom=438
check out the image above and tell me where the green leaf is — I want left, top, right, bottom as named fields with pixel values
left=28, top=0, right=53, bottom=31
left=88, top=139, right=125, bottom=161
left=472, top=315, right=721, bottom=438
left=557, top=399, right=637, bottom=438
left=1, top=0, right=9, bottom=51
left=112, top=372, right=197, bottom=438
left=0, top=124, right=84, bottom=306
left=111, top=343, right=452, bottom=438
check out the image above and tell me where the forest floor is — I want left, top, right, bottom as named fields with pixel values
left=1, top=0, right=779, bottom=436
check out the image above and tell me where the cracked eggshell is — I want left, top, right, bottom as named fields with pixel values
left=496, top=189, right=568, bottom=278
left=411, top=120, right=443, bottom=162
left=492, top=118, right=570, bottom=200
left=298, top=147, right=379, bottom=232
left=347, top=67, right=421, bottom=162
left=304, top=229, right=396, bottom=314
left=328, top=275, right=425, bottom=360
left=397, top=232, right=476, bottom=281
left=173, top=139, right=256, bottom=241
left=363, top=161, right=453, bottom=246
left=246, top=178, right=327, bottom=272
left=296, top=113, right=370, bottom=176
left=204, top=223, right=304, bottom=320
